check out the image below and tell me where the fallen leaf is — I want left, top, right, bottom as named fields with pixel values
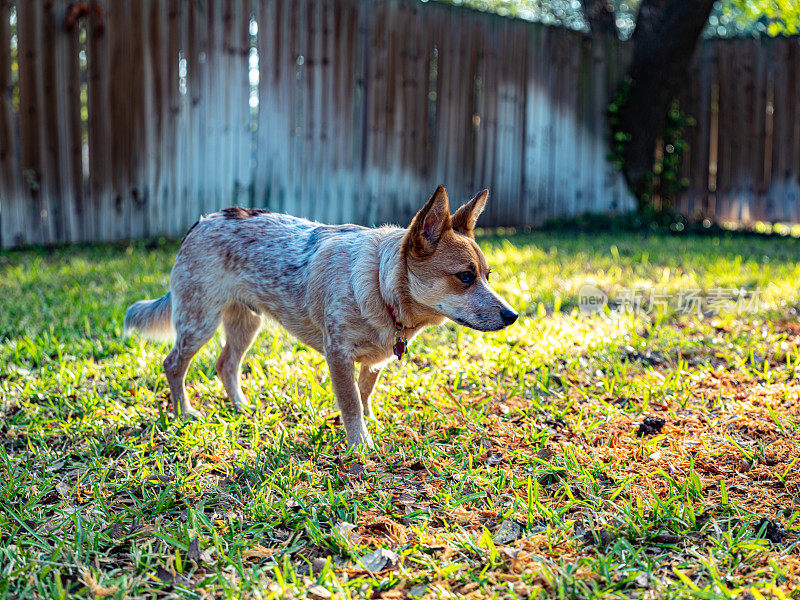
left=105, top=523, right=126, bottom=540
left=583, top=528, right=615, bottom=550
left=527, top=520, right=547, bottom=534
left=307, top=584, right=332, bottom=599
left=360, top=547, right=399, bottom=572
left=393, top=491, right=416, bottom=505
left=55, top=481, right=71, bottom=498
left=78, top=568, right=118, bottom=597
left=493, top=519, right=523, bottom=545
left=334, top=521, right=356, bottom=535
left=187, top=538, right=202, bottom=563
left=333, top=521, right=361, bottom=545
left=46, top=459, right=67, bottom=472
left=242, top=545, right=276, bottom=560
left=155, top=566, right=174, bottom=583
left=311, top=557, right=328, bottom=575
left=485, top=451, right=504, bottom=466
left=502, top=547, right=521, bottom=561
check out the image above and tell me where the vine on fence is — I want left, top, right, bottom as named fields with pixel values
left=607, top=77, right=694, bottom=220
left=654, top=100, right=694, bottom=211
left=606, top=76, right=632, bottom=173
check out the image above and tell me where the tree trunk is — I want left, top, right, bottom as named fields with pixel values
left=581, top=0, right=617, bottom=36
left=614, top=0, right=715, bottom=203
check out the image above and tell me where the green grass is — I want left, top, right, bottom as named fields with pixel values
left=2, top=231, right=800, bottom=599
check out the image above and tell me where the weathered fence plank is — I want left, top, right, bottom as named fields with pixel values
left=41, top=0, right=64, bottom=242
left=17, top=0, right=48, bottom=245
left=0, top=0, right=23, bottom=248
left=678, top=36, right=800, bottom=225
left=56, top=0, right=84, bottom=243
left=788, top=39, right=800, bottom=223
left=87, top=0, right=110, bottom=241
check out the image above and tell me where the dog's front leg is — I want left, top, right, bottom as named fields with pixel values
left=326, top=350, right=374, bottom=449
left=358, top=364, right=382, bottom=420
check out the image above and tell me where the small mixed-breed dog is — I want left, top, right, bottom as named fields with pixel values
left=124, top=186, right=518, bottom=448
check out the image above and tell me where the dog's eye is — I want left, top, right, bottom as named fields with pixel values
left=456, top=271, right=475, bottom=284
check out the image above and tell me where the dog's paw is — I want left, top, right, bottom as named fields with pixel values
left=179, top=407, right=205, bottom=421
left=232, top=400, right=251, bottom=415
left=346, top=431, right=375, bottom=453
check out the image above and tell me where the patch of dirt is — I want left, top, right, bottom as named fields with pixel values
left=636, top=416, right=666, bottom=437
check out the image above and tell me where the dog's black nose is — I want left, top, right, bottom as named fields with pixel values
left=500, top=308, right=518, bottom=325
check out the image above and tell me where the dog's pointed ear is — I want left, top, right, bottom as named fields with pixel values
left=407, top=185, right=451, bottom=257
left=451, top=189, right=488, bottom=237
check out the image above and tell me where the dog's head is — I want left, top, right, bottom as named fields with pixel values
left=402, top=186, right=518, bottom=331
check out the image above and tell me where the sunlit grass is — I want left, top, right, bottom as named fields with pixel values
left=2, top=231, right=800, bottom=599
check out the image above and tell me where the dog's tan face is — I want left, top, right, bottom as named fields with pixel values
left=403, top=186, right=518, bottom=332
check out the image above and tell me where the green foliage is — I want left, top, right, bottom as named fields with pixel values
left=606, top=76, right=632, bottom=172
left=425, top=0, right=590, bottom=30
left=429, top=0, right=800, bottom=38
left=607, top=77, right=694, bottom=215
left=650, top=99, right=694, bottom=211
left=718, top=0, right=800, bottom=36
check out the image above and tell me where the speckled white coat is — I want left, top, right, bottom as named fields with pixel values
left=124, top=187, right=517, bottom=448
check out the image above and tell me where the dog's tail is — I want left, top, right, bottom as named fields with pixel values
left=123, top=293, right=175, bottom=342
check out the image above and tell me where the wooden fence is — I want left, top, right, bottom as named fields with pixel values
left=0, top=0, right=636, bottom=248
left=677, top=37, right=800, bottom=223
left=0, top=1, right=798, bottom=249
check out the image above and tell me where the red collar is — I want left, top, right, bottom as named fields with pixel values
left=383, top=298, right=408, bottom=360
left=384, top=298, right=402, bottom=327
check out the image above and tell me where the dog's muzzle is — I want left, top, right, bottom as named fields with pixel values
left=500, top=308, right=518, bottom=326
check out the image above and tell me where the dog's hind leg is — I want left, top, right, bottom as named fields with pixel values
left=163, top=306, right=222, bottom=419
left=216, top=303, right=262, bottom=413
left=358, top=364, right=382, bottom=420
